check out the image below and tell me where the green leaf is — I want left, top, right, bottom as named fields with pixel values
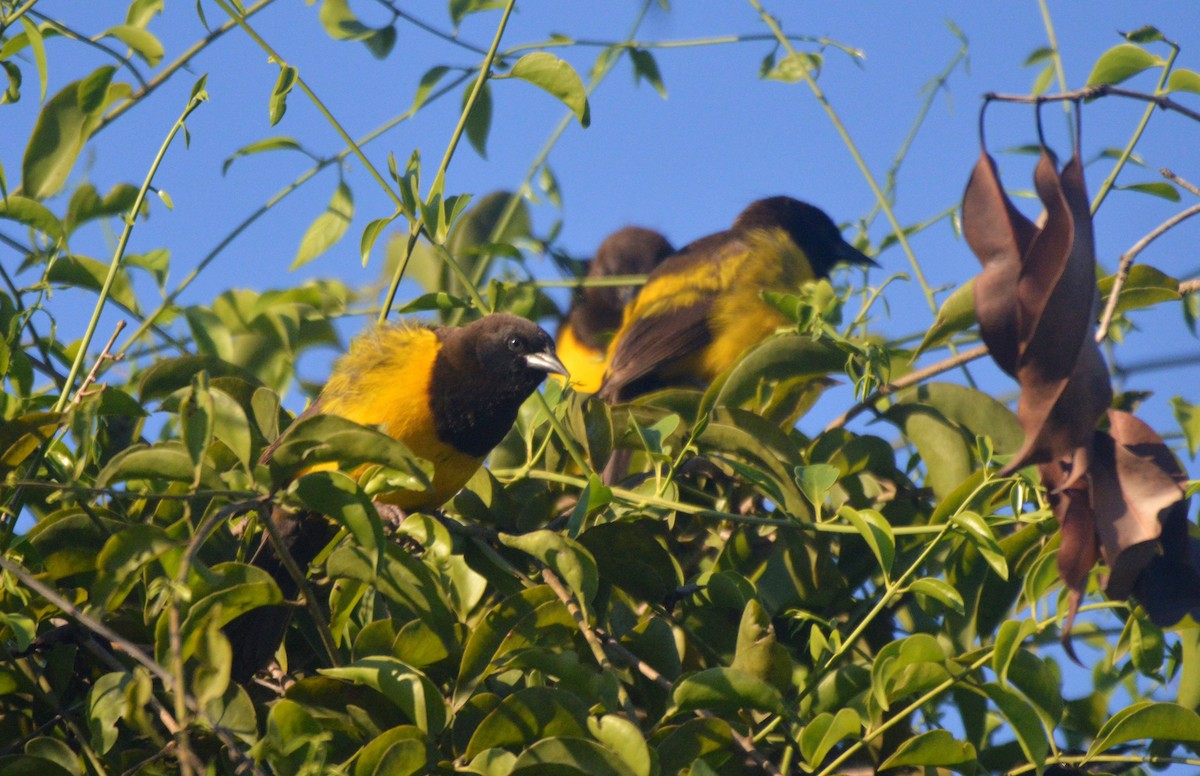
left=65, top=183, right=142, bottom=232
left=1089, top=702, right=1200, bottom=757
left=222, top=136, right=303, bottom=174
left=0, top=412, right=62, bottom=477
left=22, top=68, right=114, bottom=199
left=360, top=214, right=396, bottom=267
left=799, top=708, right=862, bottom=769
left=982, top=683, right=1050, bottom=769
left=838, top=506, right=895, bottom=574
left=454, top=586, right=573, bottom=707
left=1086, top=43, right=1160, bottom=87
left=1171, top=397, right=1200, bottom=458
left=1123, top=25, right=1165, bottom=44
left=166, top=562, right=284, bottom=664
left=411, top=65, right=450, bottom=112
left=46, top=255, right=140, bottom=314
left=1167, top=68, right=1200, bottom=95
left=463, top=81, right=493, bottom=158
left=95, top=442, right=222, bottom=489
left=629, top=48, right=667, bottom=98
left=670, top=667, right=784, bottom=715
left=951, top=511, right=1008, bottom=580
left=291, top=470, right=383, bottom=568
left=915, top=279, right=976, bottom=357
left=449, top=0, right=506, bottom=28
left=587, top=715, right=651, bottom=776
left=291, top=181, right=354, bottom=269
left=102, top=25, right=164, bottom=67
left=511, top=738, right=638, bottom=776
left=794, top=464, right=839, bottom=511
left=879, top=730, right=976, bottom=771
left=321, top=657, right=447, bottom=734
left=353, top=725, right=428, bottom=776
left=464, top=686, right=589, bottom=760
left=269, top=62, right=297, bottom=126
left=991, top=619, right=1036, bottom=686
left=655, top=717, right=733, bottom=774
left=909, top=577, right=965, bottom=614
left=1113, top=181, right=1181, bottom=201
left=17, top=18, right=46, bottom=103
left=502, top=52, right=590, bottom=127
left=179, top=373, right=214, bottom=469
left=1098, top=264, right=1182, bottom=314
left=500, top=531, right=599, bottom=603
left=0, top=195, right=63, bottom=240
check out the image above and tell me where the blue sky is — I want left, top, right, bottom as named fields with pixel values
left=5, top=2, right=1198, bottom=437
left=5, top=0, right=1200, bottom=762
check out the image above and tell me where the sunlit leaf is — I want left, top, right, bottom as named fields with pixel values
left=292, top=181, right=354, bottom=269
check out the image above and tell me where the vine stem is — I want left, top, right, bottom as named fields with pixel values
left=379, top=0, right=517, bottom=323
left=212, top=0, right=401, bottom=208
left=1089, top=44, right=1179, bottom=215
left=0, top=554, right=264, bottom=774
left=93, top=0, right=277, bottom=136
left=453, top=0, right=656, bottom=322
left=518, top=469, right=951, bottom=535
left=746, top=0, right=938, bottom=317
left=540, top=568, right=783, bottom=775
left=52, top=90, right=205, bottom=414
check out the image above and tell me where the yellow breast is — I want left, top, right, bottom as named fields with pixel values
left=320, top=325, right=484, bottom=511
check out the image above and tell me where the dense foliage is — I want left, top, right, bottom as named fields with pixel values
left=1, top=2, right=1200, bottom=774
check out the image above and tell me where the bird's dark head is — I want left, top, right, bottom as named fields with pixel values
left=570, top=227, right=675, bottom=343
left=469, top=313, right=568, bottom=389
left=734, top=196, right=876, bottom=278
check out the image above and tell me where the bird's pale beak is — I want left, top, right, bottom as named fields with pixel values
left=839, top=241, right=878, bottom=268
left=525, top=350, right=569, bottom=377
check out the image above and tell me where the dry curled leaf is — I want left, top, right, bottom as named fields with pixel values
left=1095, top=410, right=1188, bottom=599
left=962, top=150, right=1035, bottom=376
left=1002, top=150, right=1111, bottom=482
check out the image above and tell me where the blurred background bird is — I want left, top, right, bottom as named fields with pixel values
left=599, top=196, right=874, bottom=404
left=597, top=196, right=875, bottom=483
left=225, top=313, right=566, bottom=681
left=555, top=226, right=674, bottom=393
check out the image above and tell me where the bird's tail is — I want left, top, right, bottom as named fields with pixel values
left=224, top=506, right=336, bottom=683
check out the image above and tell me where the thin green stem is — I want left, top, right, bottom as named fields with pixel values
left=0, top=0, right=39, bottom=32
left=1009, top=754, right=1200, bottom=776
left=117, top=72, right=471, bottom=357
left=1035, top=0, right=1072, bottom=126
left=1090, top=44, right=1178, bottom=215
left=747, top=0, right=937, bottom=315
left=54, top=92, right=205, bottom=413
left=517, top=468, right=949, bottom=535
left=453, top=1, right=654, bottom=325
left=815, top=651, right=993, bottom=776
left=213, top=0, right=401, bottom=208
left=94, top=0, right=276, bottom=136
left=378, top=0, right=517, bottom=323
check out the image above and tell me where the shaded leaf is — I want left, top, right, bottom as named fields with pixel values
left=879, top=729, right=976, bottom=771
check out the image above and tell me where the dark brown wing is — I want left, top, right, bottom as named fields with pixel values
left=597, top=300, right=713, bottom=403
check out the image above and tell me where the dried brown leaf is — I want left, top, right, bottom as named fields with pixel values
left=963, top=151, right=1037, bottom=376
left=1092, top=411, right=1186, bottom=599
left=1001, top=150, right=1112, bottom=480
left=1041, top=460, right=1098, bottom=664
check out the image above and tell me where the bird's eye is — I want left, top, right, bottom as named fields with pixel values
left=506, top=335, right=523, bottom=352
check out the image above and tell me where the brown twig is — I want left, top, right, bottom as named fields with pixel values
left=0, top=555, right=264, bottom=774
left=258, top=509, right=343, bottom=669
left=70, top=319, right=125, bottom=407
left=826, top=344, right=989, bottom=431
left=1096, top=202, right=1200, bottom=342
left=985, top=84, right=1200, bottom=124
left=541, top=569, right=783, bottom=775
left=1180, top=278, right=1200, bottom=295
left=1162, top=168, right=1200, bottom=199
